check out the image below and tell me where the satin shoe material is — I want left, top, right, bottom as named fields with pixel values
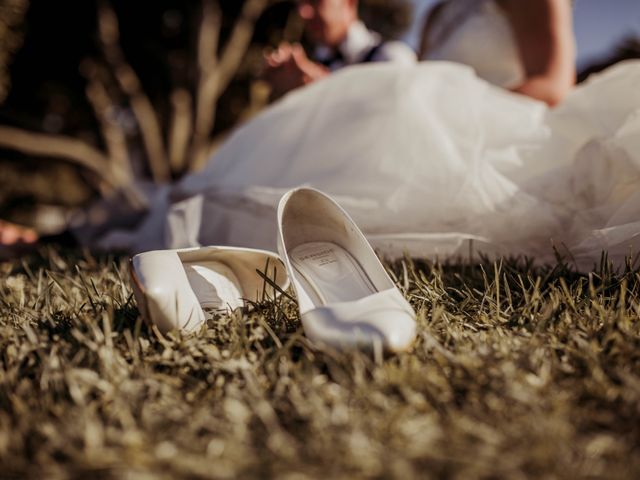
left=277, top=187, right=417, bottom=352
left=130, top=246, right=288, bottom=334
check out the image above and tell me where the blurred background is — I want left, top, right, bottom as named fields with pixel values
left=405, top=0, right=640, bottom=69
left=0, top=0, right=638, bottom=234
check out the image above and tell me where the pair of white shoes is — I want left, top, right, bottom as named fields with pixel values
left=130, top=188, right=416, bottom=352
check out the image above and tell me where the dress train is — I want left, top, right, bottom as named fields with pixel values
left=94, top=60, right=640, bottom=270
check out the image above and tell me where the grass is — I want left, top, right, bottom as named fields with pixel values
left=0, top=247, right=639, bottom=479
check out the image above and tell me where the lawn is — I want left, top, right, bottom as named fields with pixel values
left=0, top=248, right=639, bottom=479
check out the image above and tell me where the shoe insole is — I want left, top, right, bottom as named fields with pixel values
left=182, top=260, right=244, bottom=314
left=289, top=241, right=376, bottom=306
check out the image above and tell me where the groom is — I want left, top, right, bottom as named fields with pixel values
left=263, top=0, right=416, bottom=99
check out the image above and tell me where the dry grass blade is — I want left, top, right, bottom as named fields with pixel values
left=0, top=250, right=639, bottom=478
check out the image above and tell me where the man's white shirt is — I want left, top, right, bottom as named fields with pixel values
left=314, top=20, right=416, bottom=71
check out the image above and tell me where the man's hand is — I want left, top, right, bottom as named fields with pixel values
left=262, top=42, right=330, bottom=99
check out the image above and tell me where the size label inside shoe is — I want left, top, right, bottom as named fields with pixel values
left=290, top=241, right=376, bottom=305
left=294, top=246, right=339, bottom=268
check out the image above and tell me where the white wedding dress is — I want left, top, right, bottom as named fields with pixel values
left=95, top=2, right=640, bottom=271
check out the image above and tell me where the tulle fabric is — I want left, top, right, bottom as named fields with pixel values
left=98, top=60, right=640, bottom=270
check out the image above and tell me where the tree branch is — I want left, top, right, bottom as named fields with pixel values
left=190, top=0, right=222, bottom=170
left=97, top=0, right=171, bottom=183
left=168, top=88, right=193, bottom=174
left=85, top=70, right=132, bottom=177
left=0, top=125, right=128, bottom=189
left=215, top=0, right=269, bottom=98
left=190, top=0, right=270, bottom=171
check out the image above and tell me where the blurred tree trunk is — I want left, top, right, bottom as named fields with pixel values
left=0, top=0, right=291, bottom=216
left=0, top=0, right=411, bottom=230
left=0, top=0, right=29, bottom=103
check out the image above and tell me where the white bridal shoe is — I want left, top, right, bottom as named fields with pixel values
left=277, top=188, right=417, bottom=352
left=130, top=246, right=289, bottom=334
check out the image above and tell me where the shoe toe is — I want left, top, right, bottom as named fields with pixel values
left=301, top=289, right=417, bottom=352
left=380, top=311, right=416, bottom=352
left=363, top=308, right=416, bottom=352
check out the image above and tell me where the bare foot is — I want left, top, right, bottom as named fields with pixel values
left=0, top=220, right=38, bottom=246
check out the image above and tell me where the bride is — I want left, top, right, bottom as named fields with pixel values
left=91, top=0, right=640, bottom=271
left=419, top=0, right=575, bottom=105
